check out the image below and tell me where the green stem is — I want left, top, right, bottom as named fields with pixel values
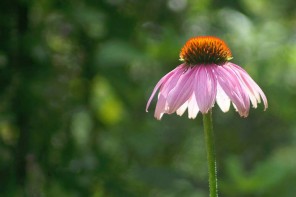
left=202, top=110, right=218, bottom=197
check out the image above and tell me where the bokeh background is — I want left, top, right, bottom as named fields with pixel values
left=1, top=0, right=296, bottom=196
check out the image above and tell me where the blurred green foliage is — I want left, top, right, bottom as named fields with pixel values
left=0, top=0, right=296, bottom=196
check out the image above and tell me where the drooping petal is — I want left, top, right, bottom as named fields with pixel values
left=216, top=83, right=231, bottom=112
left=215, top=65, right=250, bottom=117
left=146, top=64, right=185, bottom=112
left=188, top=94, right=199, bottom=119
left=227, top=63, right=259, bottom=108
left=159, top=65, right=186, bottom=97
left=223, top=65, right=251, bottom=112
left=146, top=68, right=176, bottom=112
left=146, top=35, right=268, bottom=120
left=154, top=94, right=167, bottom=120
left=252, top=82, right=268, bottom=110
left=194, top=65, right=217, bottom=114
left=166, top=67, right=196, bottom=113
left=228, top=63, right=268, bottom=110
left=176, top=101, right=188, bottom=116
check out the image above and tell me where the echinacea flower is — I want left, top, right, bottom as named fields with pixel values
left=146, top=36, right=268, bottom=120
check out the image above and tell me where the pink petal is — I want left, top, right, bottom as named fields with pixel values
left=227, top=64, right=258, bottom=108
left=228, top=63, right=268, bottom=110
left=146, top=65, right=185, bottom=112
left=159, top=65, right=186, bottom=97
left=215, top=65, right=250, bottom=117
left=154, top=94, right=167, bottom=120
left=195, top=65, right=217, bottom=114
left=166, top=67, right=196, bottom=113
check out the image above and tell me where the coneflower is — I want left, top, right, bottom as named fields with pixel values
left=146, top=36, right=268, bottom=197
left=146, top=36, right=267, bottom=120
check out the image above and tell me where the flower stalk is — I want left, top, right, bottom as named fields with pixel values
left=202, top=110, right=218, bottom=197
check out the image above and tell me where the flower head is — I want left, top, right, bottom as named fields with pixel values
left=180, top=36, right=233, bottom=65
left=146, top=36, right=268, bottom=120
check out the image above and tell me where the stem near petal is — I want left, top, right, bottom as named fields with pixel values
left=202, top=110, right=218, bottom=197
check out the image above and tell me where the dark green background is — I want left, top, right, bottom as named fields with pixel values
left=0, top=0, right=295, bottom=196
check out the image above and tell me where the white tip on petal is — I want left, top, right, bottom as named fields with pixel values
left=176, top=102, right=188, bottom=116
left=216, top=83, right=231, bottom=112
left=154, top=94, right=167, bottom=120
left=156, top=113, right=164, bottom=120
left=233, top=102, right=248, bottom=117
left=188, top=94, right=199, bottom=119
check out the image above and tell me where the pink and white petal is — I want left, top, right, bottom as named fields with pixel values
left=188, top=94, right=199, bottom=119
left=237, top=68, right=268, bottom=109
left=159, top=64, right=186, bottom=97
left=227, top=64, right=259, bottom=108
left=166, top=68, right=196, bottom=113
left=195, top=66, right=217, bottom=114
left=227, top=63, right=262, bottom=99
left=254, top=84, right=268, bottom=110
left=146, top=69, right=175, bottom=112
left=232, top=102, right=248, bottom=117
left=154, top=94, right=167, bottom=120
left=244, top=77, right=268, bottom=110
left=146, top=64, right=185, bottom=112
left=215, top=66, right=249, bottom=117
left=231, top=102, right=248, bottom=117
left=176, top=101, right=188, bottom=116
left=223, top=65, right=250, bottom=110
left=228, top=63, right=268, bottom=110
left=234, top=66, right=261, bottom=101
left=216, top=83, right=231, bottom=112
